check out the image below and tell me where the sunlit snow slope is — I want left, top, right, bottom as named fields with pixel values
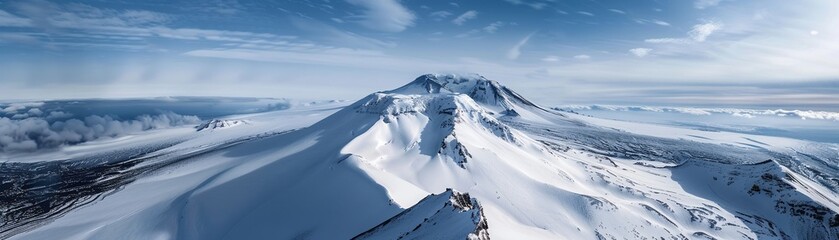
left=4, top=74, right=838, bottom=240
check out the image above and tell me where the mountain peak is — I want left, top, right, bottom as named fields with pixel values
left=386, top=73, right=546, bottom=119
left=388, top=73, right=488, bottom=95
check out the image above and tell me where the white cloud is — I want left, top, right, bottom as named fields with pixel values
left=810, top=30, right=819, bottom=36
left=541, top=56, right=560, bottom=62
left=645, top=38, right=691, bottom=44
left=695, top=0, right=723, bottom=9
left=429, top=10, right=452, bottom=21
left=634, top=19, right=671, bottom=26
left=289, top=17, right=394, bottom=49
left=645, top=21, right=722, bottom=44
left=608, top=9, right=625, bottom=14
left=452, top=10, right=478, bottom=25
left=483, top=21, right=504, bottom=33
left=0, top=112, right=200, bottom=152
left=651, top=20, right=670, bottom=26
left=503, top=0, right=550, bottom=10
left=573, top=55, right=591, bottom=60
left=629, top=48, right=652, bottom=57
left=577, top=11, right=594, bottom=17
left=345, top=0, right=415, bottom=32
left=506, top=33, right=534, bottom=60
left=0, top=10, right=32, bottom=27
left=688, top=22, right=722, bottom=42
left=0, top=1, right=327, bottom=52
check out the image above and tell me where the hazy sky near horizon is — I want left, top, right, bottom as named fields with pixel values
left=1, top=0, right=837, bottom=109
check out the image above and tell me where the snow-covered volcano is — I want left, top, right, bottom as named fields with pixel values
left=4, top=74, right=838, bottom=240
left=388, top=73, right=553, bottom=122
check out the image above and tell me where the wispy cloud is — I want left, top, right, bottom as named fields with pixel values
left=645, top=38, right=691, bottom=44
left=573, top=54, right=591, bottom=60
left=452, top=10, right=478, bottom=25
left=645, top=21, right=722, bottom=44
left=651, top=20, right=670, bottom=26
left=694, top=0, right=723, bottom=9
left=289, top=17, right=393, bottom=49
left=0, top=10, right=32, bottom=27
left=506, top=33, right=534, bottom=60
left=577, top=11, right=595, bottom=17
left=629, top=48, right=652, bottom=57
left=0, top=1, right=307, bottom=51
left=608, top=9, right=625, bottom=14
left=483, top=21, right=505, bottom=33
left=634, top=19, right=671, bottom=26
left=541, top=55, right=560, bottom=62
left=503, top=0, right=551, bottom=10
left=344, top=0, right=415, bottom=32
left=688, top=22, right=723, bottom=42
left=429, top=10, right=452, bottom=21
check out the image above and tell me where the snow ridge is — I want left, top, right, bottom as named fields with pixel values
left=353, top=189, right=490, bottom=240
left=194, top=119, right=248, bottom=131
left=349, top=87, right=522, bottom=168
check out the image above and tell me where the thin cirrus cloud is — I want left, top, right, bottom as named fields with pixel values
left=2, top=0, right=839, bottom=111
left=344, top=0, right=415, bottom=32
left=506, top=33, right=534, bottom=60
left=608, top=9, right=625, bottom=14
left=452, top=10, right=478, bottom=25
left=577, top=11, right=595, bottom=16
left=483, top=21, right=505, bottom=33
left=429, top=10, right=453, bottom=21
left=688, top=22, right=723, bottom=42
left=694, top=0, right=724, bottom=9
left=645, top=21, right=722, bottom=43
left=573, top=54, right=591, bottom=60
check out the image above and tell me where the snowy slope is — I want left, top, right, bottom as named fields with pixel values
left=353, top=189, right=489, bottom=240
left=4, top=74, right=838, bottom=240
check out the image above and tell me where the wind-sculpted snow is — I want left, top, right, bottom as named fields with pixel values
left=671, top=160, right=839, bottom=239
left=502, top=119, right=775, bottom=165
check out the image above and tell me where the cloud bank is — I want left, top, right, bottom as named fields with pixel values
left=0, top=112, right=200, bottom=152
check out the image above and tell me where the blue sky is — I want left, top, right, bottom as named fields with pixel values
left=1, top=0, right=837, bottom=110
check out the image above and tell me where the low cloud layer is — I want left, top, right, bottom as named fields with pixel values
left=559, top=105, right=839, bottom=121
left=0, top=112, right=200, bottom=152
